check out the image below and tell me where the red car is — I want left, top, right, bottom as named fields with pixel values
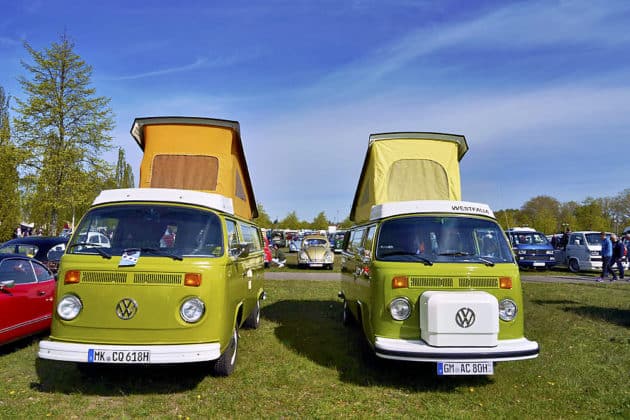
left=0, top=254, right=56, bottom=346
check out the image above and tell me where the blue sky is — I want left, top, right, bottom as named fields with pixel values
left=2, top=0, right=630, bottom=223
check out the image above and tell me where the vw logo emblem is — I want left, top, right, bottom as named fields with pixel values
left=116, top=298, right=138, bottom=320
left=455, top=307, right=475, bottom=328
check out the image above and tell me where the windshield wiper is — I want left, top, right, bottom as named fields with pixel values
left=123, top=247, right=183, bottom=261
left=470, top=257, right=496, bottom=267
left=68, top=243, right=112, bottom=259
left=438, top=251, right=473, bottom=257
left=380, top=250, right=433, bottom=266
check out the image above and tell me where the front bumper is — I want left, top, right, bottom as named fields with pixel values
left=374, top=336, right=539, bottom=362
left=517, top=260, right=556, bottom=269
left=38, top=340, right=221, bottom=364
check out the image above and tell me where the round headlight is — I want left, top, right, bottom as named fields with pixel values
left=180, top=297, right=205, bottom=323
left=325, top=252, right=333, bottom=263
left=57, top=295, right=82, bottom=320
left=499, top=299, right=518, bottom=321
left=299, top=251, right=308, bottom=260
left=389, top=297, right=412, bottom=321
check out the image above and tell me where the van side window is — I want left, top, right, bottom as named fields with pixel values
left=350, top=229, right=365, bottom=253
left=239, top=222, right=261, bottom=251
left=226, top=220, right=240, bottom=250
left=364, top=226, right=376, bottom=257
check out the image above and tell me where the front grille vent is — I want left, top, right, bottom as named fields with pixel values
left=81, top=272, right=128, bottom=284
left=409, top=277, right=454, bottom=288
left=407, top=276, right=499, bottom=289
left=133, top=273, right=182, bottom=285
left=458, top=277, right=499, bottom=288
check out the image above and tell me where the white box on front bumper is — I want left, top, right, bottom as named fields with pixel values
left=419, top=291, right=499, bottom=347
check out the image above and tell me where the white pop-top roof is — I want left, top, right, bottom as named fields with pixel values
left=369, top=200, right=495, bottom=221
left=506, top=227, right=537, bottom=232
left=92, top=188, right=234, bottom=215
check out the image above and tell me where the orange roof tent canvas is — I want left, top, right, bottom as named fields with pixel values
left=130, top=116, right=258, bottom=220
left=349, top=132, right=469, bottom=223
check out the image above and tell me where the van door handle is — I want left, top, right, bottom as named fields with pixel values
left=38, top=291, right=46, bottom=296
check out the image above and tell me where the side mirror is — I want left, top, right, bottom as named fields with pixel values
left=231, top=242, right=251, bottom=258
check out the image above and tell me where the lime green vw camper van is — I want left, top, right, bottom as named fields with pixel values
left=38, top=117, right=265, bottom=376
left=339, top=133, right=539, bottom=375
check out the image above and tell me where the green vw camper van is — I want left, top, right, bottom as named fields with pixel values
left=339, top=133, right=539, bottom=375
left=38, top=117, right=265, bottom=376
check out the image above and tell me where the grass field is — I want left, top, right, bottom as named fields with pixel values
left=1, top=279, right=629, bottom=418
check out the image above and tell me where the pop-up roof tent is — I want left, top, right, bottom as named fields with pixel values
left=349, top=132, right=469, bottom=223
left=130, top=116, right=258, bottom=220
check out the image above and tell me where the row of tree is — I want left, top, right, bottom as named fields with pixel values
left=0, top=33, right=134, bottom=241
left=258, top=190, right=630, bottom=234
left=2, top=34, right=628, bottom=241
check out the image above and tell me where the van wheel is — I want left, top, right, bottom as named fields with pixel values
left=243, top=299, right=260, bottom=329
left=212, top=328, right=238, bottom=376
left=568, top=259, right=580, bottom=273
left=342, top=300, right=353, bottom=326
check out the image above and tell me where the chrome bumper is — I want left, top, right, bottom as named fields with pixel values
left=38, top=340, right=221, bottom=364
left=374, top=337, right=539, bottom=362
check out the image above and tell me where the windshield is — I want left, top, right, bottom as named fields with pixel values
left=303, top=238, right=328, bottom=247
left=68, top=204, right=224, bottom=257
left=585, top=233, right=605, bottom=245
left=510, top=232, right=549, bottom=246
left=376, top=216, right=514, bottom=264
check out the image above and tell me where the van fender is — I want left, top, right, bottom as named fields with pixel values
left=568, top=257, right=581, bottom=273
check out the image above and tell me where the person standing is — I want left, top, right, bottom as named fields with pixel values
left=597, top=232, right=613, bottom=282
left=610, top=234, right=625, bottom=281
left=271, top=243, right=286, bottom=268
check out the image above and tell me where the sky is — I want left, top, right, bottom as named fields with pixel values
left=2, top=0, right=630, bottom=223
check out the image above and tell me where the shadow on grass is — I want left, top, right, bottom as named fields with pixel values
left=33, top=358, right=208, bottom=395
left=262, top=300, right=493, bottom=392
left=565, top=306, right=630, bottom=328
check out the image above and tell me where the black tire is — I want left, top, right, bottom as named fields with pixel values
left=212, top=328, right=238, bottom=376
left=342, top=300, right=353, bottom=326
left=243, top=299, right=261, bottom=329
left=568, top=259, right=580, bottom=273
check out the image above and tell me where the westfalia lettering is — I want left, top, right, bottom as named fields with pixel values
left=451, top=205, right=490, bottom=214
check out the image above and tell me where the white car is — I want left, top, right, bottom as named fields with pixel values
left=78, top=231, right=111, bottom=248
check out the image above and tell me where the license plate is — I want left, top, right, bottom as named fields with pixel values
left=533, top=262, right=545, bottom=267
left=437, top=361, right=493, bottom=375
left=88, top=349, right=151, bottom=364
left=309, top=263, right=323, bottom=267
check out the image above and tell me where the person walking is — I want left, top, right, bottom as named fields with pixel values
left=597, top=232, right=613, bottom=282
left=610, top=234, right=625, bottom=281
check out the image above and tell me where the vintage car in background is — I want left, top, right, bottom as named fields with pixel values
left=288, top=236, right=303, bottom=253
left=0, top=236, right=68, bottom=273
left=329, top=231, right=346, bottom=253
left=297, top=234, right=334, bottom=269
left=0, top=254, right=56, bottom=346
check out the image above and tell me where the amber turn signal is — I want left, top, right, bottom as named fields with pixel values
left=392, top=276, right=408, bottom=289
left=64, top=270, right=81, bottom=284
left=499, top=277, right=513, bottom=289
left=184, top=273, right=202, bottom=287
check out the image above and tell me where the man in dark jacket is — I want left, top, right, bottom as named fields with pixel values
left=597, top=232, right=613, bottom=282
left=610, top=234, right=625, bottom=281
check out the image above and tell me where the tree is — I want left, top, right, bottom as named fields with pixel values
left=310, top=211, right=329, bottom=231
left=278, top=211, right=300, bottom=229
left=520, top=195, right=560, bottom=233
left=574, top=199, right=608, bottom=231
left=114, top=148, right=135, bottom=188
left=254, top=203, right=273, bottom=228
left=13, top=33, right=115, bottom=234
left=0, top=86, right=20, bottom=241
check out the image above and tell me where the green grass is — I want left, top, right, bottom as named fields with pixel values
left=1, top=280, right=629, bottom=418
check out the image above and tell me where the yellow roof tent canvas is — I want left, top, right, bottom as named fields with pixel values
left=349, top=132, right=469, bottom=223
left=130, top=116, right=258, bottom=220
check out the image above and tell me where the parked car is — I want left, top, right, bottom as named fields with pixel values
left=288, top=236, right=303, bottom=253
left=329, top=231, right=346, bottom=253
left=76, top=231, right=111, bottom=248
left=0, top=236, right=68, bottom=273
left=297, top=234, right=334, bottom=269
left=505, top=227, right=556, bottom=269
left=0, top=254, right=56, bottom=346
